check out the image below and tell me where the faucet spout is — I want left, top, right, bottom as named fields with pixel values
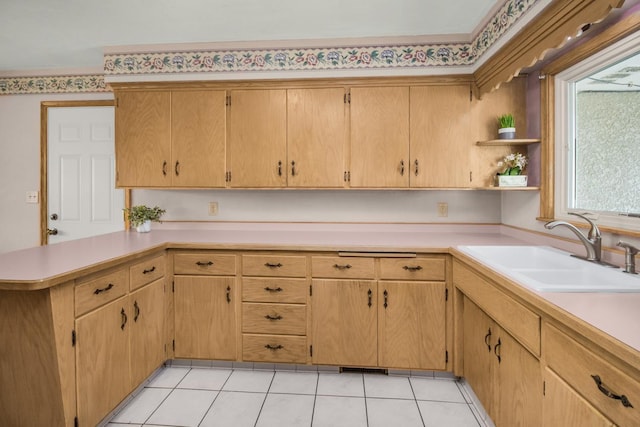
left=544, top=220, right=599, bottom=261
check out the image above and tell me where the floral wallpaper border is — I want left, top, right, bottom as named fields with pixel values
left=104, top=0, right=537, bottom=76
left=1, top=0, right=537, bottom=95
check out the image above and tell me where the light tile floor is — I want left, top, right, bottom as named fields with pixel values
left=104, top=366, right=491, bottom=427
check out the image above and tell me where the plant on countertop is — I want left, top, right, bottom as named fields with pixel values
left=498, top=152, right=527, bottom=175
left=498, top=113, right=515, bottom=129
left=123, top=205, right=166, bottom=227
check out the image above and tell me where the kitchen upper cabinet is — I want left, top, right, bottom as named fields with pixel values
left=287, top=88, right=347, bottom=188
left=174, top=276, right=236, bottom=360
left=228, top=89, right=287, bottom=187
left=115, top=91, right=171, bottom=187
left=410, top=85, right=472, bottom=187
left=171, top=90, right=227, bottom=187
left=349, top=87, right=410, bottom=188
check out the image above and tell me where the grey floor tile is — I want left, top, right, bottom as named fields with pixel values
left=418, top=401, right=481, bottom=427
left=317, top=372, right=364, bottom=397
left=410, top=377, right=466, bottom=403
left=222, top=369, right=274, bottom=392
left=269, top=371, right=318, bottom=395
left=200, top=391, right=266, bottom=427
left=256, top=393, right=315, bottom=427
left=366, top=398, right=424, bottom=427
left=110, top=388, right=171, bottom=424
left=364, top=374, right=414, bottom=399
left=177, top=367, right=232, bottom=390
left=312, top=395, right=367, bottom=427
left=146, top=367, right=190, bottom=388
left=106, top=424, right=141, bottom=427
left=146, top=389, right=218, bottom=427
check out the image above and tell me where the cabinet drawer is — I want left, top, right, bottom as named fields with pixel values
left=312, top=256, right=375, bottom=279
left=242, top=255, right=306, bottom=277
left=242, top=278, right=307, bottom=303
left=174, top=253, right=236, bottom=275
left=242, top=303, right=306, bottom=335
left=379, top=257, right=446, bottom=281
left=242, top=334, right=307, bottom=363
left=130, top=254, right=165, bottom=291
left=75, top=269, right=128, bottom=316
left=544, top=323, right=640, bottom=427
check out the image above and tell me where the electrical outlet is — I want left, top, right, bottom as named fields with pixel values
left=208, top=202, right=219, bottom=216
left=437, top=202, right=448, bottom=217
left=26, top=191, right=39, bottom=204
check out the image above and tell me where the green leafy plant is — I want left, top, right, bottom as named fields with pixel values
left=498, top=113, right=515, bottom=128
left=498, top=153, right=527, bottom=175
left=123, top=205, right=166, bottom=227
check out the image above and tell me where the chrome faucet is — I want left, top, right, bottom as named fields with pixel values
left=617, top=241, right=638, bottom=274
left=544, top=212, right=603, bottom=263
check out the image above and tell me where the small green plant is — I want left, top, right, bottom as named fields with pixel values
left=123, top=205, right=166, bottom=227
left=498, top=113, right=515, bottom=128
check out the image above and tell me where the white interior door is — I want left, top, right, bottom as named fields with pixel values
left=47, top=106, right=124, bottom=244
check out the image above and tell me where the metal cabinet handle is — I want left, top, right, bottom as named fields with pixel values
left=134, top=300, right=140, bottom=322
left=120, top=308, right=128, bottom=330
left=291, top=161, right=296, bottom=176
left=383, top=289, right=388, bottom=308
left=400, top=160, right=405, bottom=176
left=494, top=338, right=502, bottom=363
left=265, top=314, right=283, bottom=321
left=162, top=161, right=167, bottom=176
left=414, top=159, right=419, bottom=176
left=278, top=161, right=282, bottom=176
left=196, top=261, right=214, bottom=266
left=175, top=161, right=180, bottom=176
left=591, top=375, right=634, bottom=408
left=265, top=344, right=284, bottom=351
left=264, top=286, right=283, bottom=292
left=94, top=283, right=114, bottom=295
left=226, top=286, right=231, bottom=303
left=142, top=266, right=156, bottom=274
left=333, top=264, right=352, bottom=270
left=484, top=328, right=492, bottom=352
left=402, top=265, right=423, bottom=271
left=265, top=262, right=283, bottom=268
left=367, top=289, right=372, bottom=307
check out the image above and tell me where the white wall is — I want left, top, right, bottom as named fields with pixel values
left=0, top=92, right=113, bottom=253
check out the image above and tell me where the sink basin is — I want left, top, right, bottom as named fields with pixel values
left=457, top=245, right=640, bottom=293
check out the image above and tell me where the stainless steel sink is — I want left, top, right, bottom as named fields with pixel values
left=457, top=245, right=640, bottom=293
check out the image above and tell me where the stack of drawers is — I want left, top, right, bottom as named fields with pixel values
left=241, top=254, right=308, bottom=364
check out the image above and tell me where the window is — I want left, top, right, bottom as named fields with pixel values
left=555, top=31, right=640, bottom=231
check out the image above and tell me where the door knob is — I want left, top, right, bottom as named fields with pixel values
left=47, top=228, right=58, bottom=235
left=50, top=213, right=58, bottom=220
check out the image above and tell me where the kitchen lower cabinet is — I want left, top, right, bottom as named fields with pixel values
left=463, top=297, right=541, bottom=427
left=174, top=276, right=236, bottom=360
left=311, top=279, right=378, bottom=367
left=76, top=296, right=131, bottom=427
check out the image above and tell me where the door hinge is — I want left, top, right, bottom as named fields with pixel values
left=445, top=288, right=448, bottom=301
left=445, top=350, right=449, bottom=364
left=172, top=339, right=175, bottom=351
left=74, top=416, right=79, bottom=427
left=226, top=95, right=231, bottom=106
left=71, top=330, right=76, bottom=347
left=543, top=380, right=546, bottom=396
left=310, top=345, right=313, bottom=357
left=225, top=171, right=232, bottom=183
left=309, top=284, right=313, bottom=296
left=344, top=171, right=351, bottom=182
left=172, top=280, right=175, bottom=292
left=469, top=171, right=473, bottom=182
left=344, top=92, right=351, bottom=104
left=115, top=97, right=119, bottom=108
left=469, top=85, right=473, bottom=102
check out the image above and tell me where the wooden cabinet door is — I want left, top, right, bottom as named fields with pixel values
left=410, top=85, right=472, bottom=187
left=494, top=325, right=542, bottom=427
left=349, top=87, right=409, bottom=188
left=311, top=279, right=377, bottom=367
left=129, top=279, right=165, bottom=389
left=378, top=281, right=446, bottom=370
left=543, top=368, right=614, bottom=427
left=462, top=297, right=495, bottom=417
left=171, top=90, right=227, bottom=187
left=174, top=276, right=236, bottom=360
left=76, top=297, right=130, bottom=427
left=287, top=88, right=346, bottom=188
left=228, top=89, right=287, bottom=187
left=115, top=91, right=171, bottom=187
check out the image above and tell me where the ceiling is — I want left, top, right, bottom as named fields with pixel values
left=1, top=0, right=500, bottom=72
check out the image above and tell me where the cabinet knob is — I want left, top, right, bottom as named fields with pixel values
left=46, top=228, right=58, bottom=236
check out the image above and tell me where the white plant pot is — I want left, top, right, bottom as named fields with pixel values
left=135, top=220, right=152, bottom=233
left=497, top=175, right=528, bottom=187
left=498, top=127, right=516, bottom=139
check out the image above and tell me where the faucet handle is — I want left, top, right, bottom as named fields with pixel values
left=617, top=241, right=639, bottom=255
left=569, top=212, right=601, bottom=239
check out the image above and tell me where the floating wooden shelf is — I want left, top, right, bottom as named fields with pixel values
left=476, top=138, right=541, bottom=146
left=481, top=186, right=540, bottom=191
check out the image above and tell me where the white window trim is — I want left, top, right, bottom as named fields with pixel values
left=554, top=31, right=640, bottom=231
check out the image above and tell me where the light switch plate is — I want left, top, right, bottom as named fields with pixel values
left=208, top=202, right=219, bottom=216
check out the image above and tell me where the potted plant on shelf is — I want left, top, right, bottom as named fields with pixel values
left=497, top=113, right=516, bottom=139
left=496, top=152, right=528, bottom=187
left=123, top=205, right=166, bottom=233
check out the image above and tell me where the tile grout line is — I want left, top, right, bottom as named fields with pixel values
left=142, top=367, right=192, bottom=426
left=252, top=370, right=276, bottom=427
left=196, top=368, right=234, bottom=427
left=407, top=377, right=427, bottom=427
left=362, top=374, right=369, bottom=427
left=310, top=371, right=319, bottom=427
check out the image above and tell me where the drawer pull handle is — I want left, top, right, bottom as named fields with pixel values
left=226, top=286, right=231, bottom=303
left=383, top=290, right=388, bottom=308
left=120, top=308, right=127, bottom=330
left=484, top=328, right=492, bottom=352
left=264, top=286, right=283, bottom=292
left=403, top=265, right=423, bottom=271
left=133, top=301, right=140, bottom=322
left=494, top=338, right=502, bottom=363
left=265, top=262, right=283, bottom=268
left=591, top=375, right=634, bottom=408
left=196, top=261, right=214, bottom=266
left=142, top=266, right=156, bottom=274
left=367, top=289, right=372, bottom=307
left=94, top=283, right=114, bottom=295
left=265, top=344, right=283, bottom=351
left=333, top=264, right=352, bottom=270
left=162, top=161, right=167, bottom=176
left=265, top=314, right=283, bottom=321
